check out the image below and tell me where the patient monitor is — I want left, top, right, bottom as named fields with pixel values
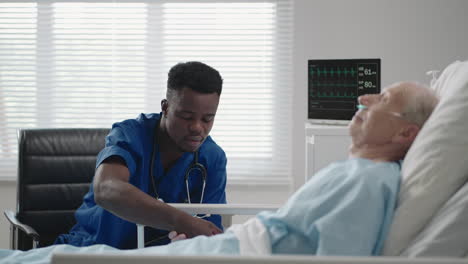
left=308, top=59, right=381, bottom=125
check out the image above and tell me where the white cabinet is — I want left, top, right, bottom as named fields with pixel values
left=305, top=123, right=351, bottom=181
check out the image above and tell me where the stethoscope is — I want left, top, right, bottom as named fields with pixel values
left=149, top=117, right=207, bottom=204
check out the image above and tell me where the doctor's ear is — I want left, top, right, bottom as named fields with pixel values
left=161, top=99, right=168, bottom=116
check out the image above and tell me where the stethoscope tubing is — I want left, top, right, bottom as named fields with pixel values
left=150, top=117, right=207, bottom=204
left=184, top=152, right=207, bottom=204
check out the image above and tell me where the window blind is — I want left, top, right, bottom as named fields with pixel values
left=0, top=0, right=293, bottom=183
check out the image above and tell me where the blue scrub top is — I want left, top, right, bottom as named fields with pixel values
left=55, top=113, right=227, bottom=249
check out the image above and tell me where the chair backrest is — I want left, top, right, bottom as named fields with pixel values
left=16, top=128, right=109, bottom=250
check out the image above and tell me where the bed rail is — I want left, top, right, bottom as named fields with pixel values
left=52, top=253, right=468, bottom=264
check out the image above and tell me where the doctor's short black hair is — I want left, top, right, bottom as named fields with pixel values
left=167, top=61, right=223, bottom=97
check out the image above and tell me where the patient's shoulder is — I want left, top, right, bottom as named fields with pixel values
left=306, top=158, right=400, bottom=192
left=345, top=158, right=401, bottom=190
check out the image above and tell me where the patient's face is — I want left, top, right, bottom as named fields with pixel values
left=349, top=83, right=409, bottom=146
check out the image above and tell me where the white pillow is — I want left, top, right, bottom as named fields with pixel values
left=401, top=180, right=468, bottom=257
left=431, top=60, right=463, bottom=97
left=382, top=60, right=468, bottom=256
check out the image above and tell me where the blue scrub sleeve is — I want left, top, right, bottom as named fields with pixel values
left=95, top=122, right=142, bottom=176
left=96, top=145, right=137, bottom=176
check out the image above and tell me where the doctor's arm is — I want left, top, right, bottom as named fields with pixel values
left=168, top=153, right=227, bottom=242
left=93, top=155, right=222, bottom=238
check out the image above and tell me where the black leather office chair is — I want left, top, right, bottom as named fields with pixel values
left=4, top=128, right=109, bottom=250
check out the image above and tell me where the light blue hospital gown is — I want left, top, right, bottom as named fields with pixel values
left=258, top=158, right=401, bottom=256
left=0, top=158, right=400, bottom=263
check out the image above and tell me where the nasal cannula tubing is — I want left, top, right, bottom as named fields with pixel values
left=356, top=104, right=404, bottom=118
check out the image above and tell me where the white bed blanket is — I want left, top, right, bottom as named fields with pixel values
left=226, top=217, right=271, bottom=255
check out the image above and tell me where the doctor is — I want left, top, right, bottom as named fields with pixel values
left=54, top=61, right=227, bottom=249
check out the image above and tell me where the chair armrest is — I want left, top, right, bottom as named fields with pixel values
left=4, top=210, right=40, bottom=241
left=167, top=203, right=279, bottom=215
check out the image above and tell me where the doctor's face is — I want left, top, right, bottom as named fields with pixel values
left=163, top=87, right=220, bottom=153
left=349, top=83, right=410, bottom=147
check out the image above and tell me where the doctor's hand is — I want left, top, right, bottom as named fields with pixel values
left=173, top=213, right=222, bottom=238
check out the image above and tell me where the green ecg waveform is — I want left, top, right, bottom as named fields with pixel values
left=310, top=91, right=356, bottom=98
left=310, top=67, right=357, bottom=77
left=310, top=82, right=357, bottom=88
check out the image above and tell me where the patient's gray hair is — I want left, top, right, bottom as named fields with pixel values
left=401, top=82, right=439, bottom=127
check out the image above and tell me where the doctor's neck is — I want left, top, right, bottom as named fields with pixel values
left=158, top=117, right=183, bottom=156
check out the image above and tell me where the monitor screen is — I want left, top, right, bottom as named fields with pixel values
left=308, top=59, right=381, bottom=121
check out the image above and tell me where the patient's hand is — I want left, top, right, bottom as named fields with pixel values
left=168, top=231, right=187, bottom=242
left=173, top=213, right=222, bottom=238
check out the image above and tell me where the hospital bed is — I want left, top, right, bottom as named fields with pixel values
left=50, top=181, right=468, bottom=264
left=19, top=60, right=468, bottom=263
left=52, top=253, right=468, bottom=264
left=51, top=197, right=468, bottom=263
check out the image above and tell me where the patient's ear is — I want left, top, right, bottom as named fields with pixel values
left=393, top=124, right=420, bottom=145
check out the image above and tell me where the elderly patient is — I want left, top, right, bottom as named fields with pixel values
left=0, top=82, right=439, bottom=263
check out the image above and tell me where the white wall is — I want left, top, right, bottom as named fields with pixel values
left=2, top=0, right=468, bottom=250
left=292, top=0, right=468, bottom=189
